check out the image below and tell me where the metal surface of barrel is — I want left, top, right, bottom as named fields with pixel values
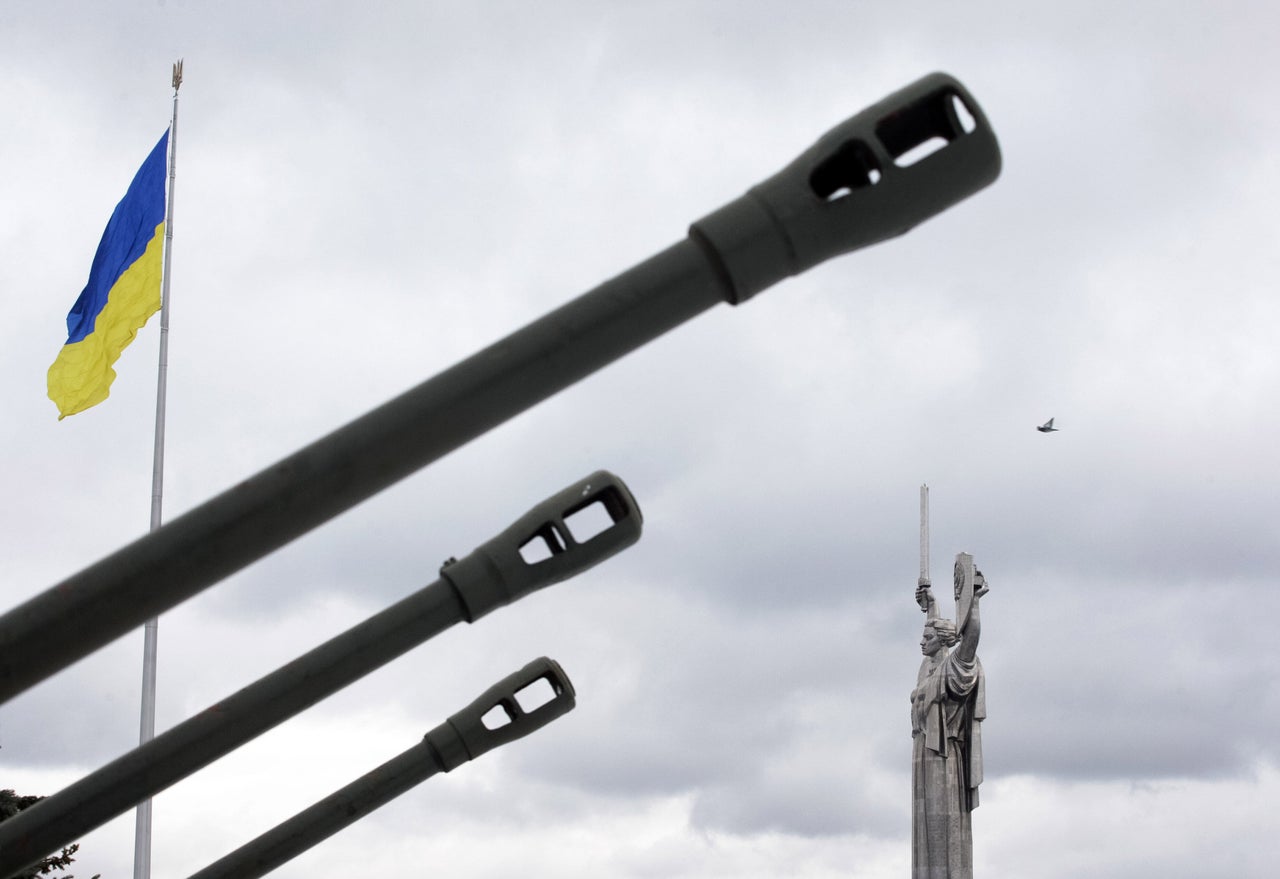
left=0, top=72, right=1000, bottom=703
left=184, top=658, right=575, bottom=879
left=0, top=475, right=637, bottom=879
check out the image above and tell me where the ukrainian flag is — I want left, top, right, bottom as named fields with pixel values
left=48, top=130, right=169, bottom=419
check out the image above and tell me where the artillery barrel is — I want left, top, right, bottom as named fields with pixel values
left=0, top=72, right=999, bottom=703
left=0, top=475, right=637, bottom=878
left=184, top=658, right=575, bottom=879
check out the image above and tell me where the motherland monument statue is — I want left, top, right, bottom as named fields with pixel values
left=911, top=485, right=987, bottom=879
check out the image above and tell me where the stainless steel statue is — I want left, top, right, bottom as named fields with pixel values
left=911, top=552, right=988, bottom=879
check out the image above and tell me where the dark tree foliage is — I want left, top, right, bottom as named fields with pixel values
left=0, top=790, right=101, bottom=879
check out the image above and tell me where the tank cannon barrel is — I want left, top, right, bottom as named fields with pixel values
left=0, top=475, right=636, bottom=878
left=183, top=658, right=575, bottom=879
left=0, top=72, right=999, bottom=704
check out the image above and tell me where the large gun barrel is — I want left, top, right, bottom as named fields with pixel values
left=184, top=658, right=575, bottom=879
left=0, top=475, right=638, bottom=878
left=0, top=72, right=999, bottom=703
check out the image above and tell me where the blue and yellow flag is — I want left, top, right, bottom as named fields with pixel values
left=48, top=130, right=169, bottom=419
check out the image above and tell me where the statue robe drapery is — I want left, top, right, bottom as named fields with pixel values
left=911, top=648, right=984, bottom=879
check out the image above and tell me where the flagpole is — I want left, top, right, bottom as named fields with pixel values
left=134, top=58, right=182, bottom=879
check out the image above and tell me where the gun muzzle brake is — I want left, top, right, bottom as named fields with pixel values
left=427, top=657, right=576, bottom=769
left=440, top=471, right=642, bottom=621
left=691, top=71, right=1001, bottom=304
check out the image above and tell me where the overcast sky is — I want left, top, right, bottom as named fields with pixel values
left=2, top=1, right=1279, bottom=877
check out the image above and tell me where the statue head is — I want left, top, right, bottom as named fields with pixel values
left=921, top=617, right=957, bottom=655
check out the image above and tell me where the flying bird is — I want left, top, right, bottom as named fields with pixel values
left=1037, top=418, right=1058, bottom=433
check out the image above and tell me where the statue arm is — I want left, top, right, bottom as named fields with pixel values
left=916, top=584, right=939, bottom=621
left=954, top=576, right=988, bottom=663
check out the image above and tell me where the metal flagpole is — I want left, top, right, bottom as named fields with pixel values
left=134, top=58, right=182, bottom=879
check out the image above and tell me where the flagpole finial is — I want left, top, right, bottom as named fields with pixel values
left=172, top=59, right=184, bottom=93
